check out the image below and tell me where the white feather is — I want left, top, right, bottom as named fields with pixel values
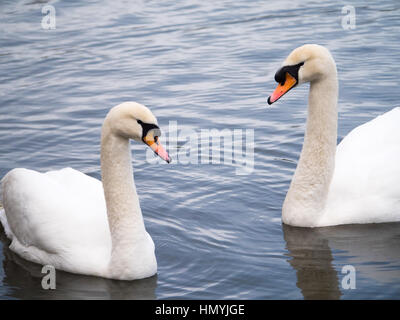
left=321, top=107, right=400, bottom=226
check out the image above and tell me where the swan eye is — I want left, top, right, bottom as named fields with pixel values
left=139, top=121, right=161, bottom=142
left=275, top=61, right=305, bottom=84
left=137, top=119, right=143, bottom=124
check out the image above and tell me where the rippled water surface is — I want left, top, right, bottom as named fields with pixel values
left=1, top=0, right=400, bottom=299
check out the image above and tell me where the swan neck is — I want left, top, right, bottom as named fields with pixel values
left=100, top=125, right=146, bottom=264
left=283, top=74, right=338, bottom=226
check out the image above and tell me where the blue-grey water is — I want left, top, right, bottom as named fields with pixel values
left=1, top=0, right=400, bottom=299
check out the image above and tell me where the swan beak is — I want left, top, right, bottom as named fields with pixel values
left=143, top=135, right=171, bottom=163
left=267, top=72, right=297, bottom=105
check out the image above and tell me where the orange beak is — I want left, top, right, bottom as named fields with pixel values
left=267, top=72, right=298, bottom=105
left=143, top=135, right=171, bottom=163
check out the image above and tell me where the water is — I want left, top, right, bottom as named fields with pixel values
left=1, top=0, right=400, bottom=299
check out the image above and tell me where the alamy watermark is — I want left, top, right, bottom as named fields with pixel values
left=341, top=5, right=356, bottom=30
left=341, top=264, right=356, bottom=290
left=146, top=121, right=255, bottom=175
left=41, top=5, right=56, bottom=30
left=41, top=265, right=56, bottom=290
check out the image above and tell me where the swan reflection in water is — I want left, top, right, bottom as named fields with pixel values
left=2, top=217, right=400, bottom=299
left=283, top=222, right=400, bottom=299
left=0, top=225, right=157, bottom=300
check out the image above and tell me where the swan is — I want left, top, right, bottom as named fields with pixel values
left=0, top=102, right=170, bottom=280
left=267, top=44, right=400, bottom=227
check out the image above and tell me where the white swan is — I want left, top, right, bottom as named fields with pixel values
left=268, top=44, right=400, bottom=227
left=0, top=102, right=170, bottom=280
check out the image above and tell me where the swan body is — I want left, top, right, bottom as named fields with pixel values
left=268, top=44, right=400, bottom=227
left=0, top=102, right=170, bottom=280
left=322, top=107, right=400, bottom=226
left=0, top=168, right=113, bottom=277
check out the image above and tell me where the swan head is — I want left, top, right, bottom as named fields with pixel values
left=104, top=101, right=170, bottom=163
left=267, top=44, right=336, bottom=104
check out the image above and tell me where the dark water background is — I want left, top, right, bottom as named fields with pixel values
left=1, top=0, right=400, bottom=299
